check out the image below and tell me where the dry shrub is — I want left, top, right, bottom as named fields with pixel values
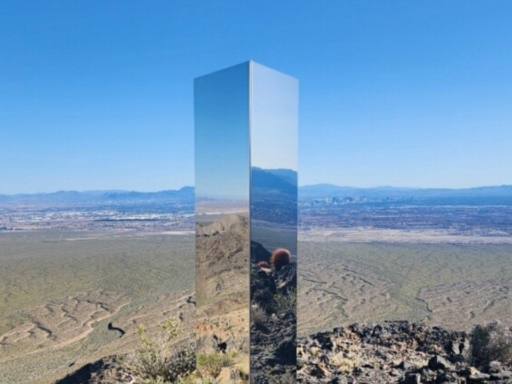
left=196, top=350, right=238, bottom=378
left=274, top=288, right=296, bottom=313
left=122, top=318, right=195, bottom=383
left=470, top=321, right=512, bottom=368
left=330, top=351, right=360, bottom=372
left=251, top=304, right=268, bottom=329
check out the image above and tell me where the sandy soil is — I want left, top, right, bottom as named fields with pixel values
left=298, top=240, right=512, bottom=336
left=2, top=228, right=511, bottom=383
left=300, top=228, right=512, bottom=244
left=0, top=289, right=195, bottom=384
left=0, top=231, right=195, bottom=384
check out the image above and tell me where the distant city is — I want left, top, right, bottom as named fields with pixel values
left=1, top=185, right=511, bottom=236
left=0, top=188, right=195, bottom=232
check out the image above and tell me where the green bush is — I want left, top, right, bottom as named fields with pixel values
left=196, top=350, right=238, bottom=377
left=270, top=371, right=296, bottom=384
left=122, top=318, right=195, bottom=383
left=251, top=304, right=268, bottom=329
left=470, top=321, right=512, bottom=368
left=274, top=288, right=296, bottom=313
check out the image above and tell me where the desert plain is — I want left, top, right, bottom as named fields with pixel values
left=1, top=229, right=511, bottom=383
left=0, top=231, right=195, bottom=384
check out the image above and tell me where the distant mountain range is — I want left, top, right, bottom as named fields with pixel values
left=251, top=167, right=297, bottom=194
left=252, top=167, right=297, bottom=187
left=0, top=187, right=194, bottom=204
left=1, top=184, right=511, bottom=205
left=251, top=168, right=297, bottom=225
left=299, top=184, right=512, bottom=199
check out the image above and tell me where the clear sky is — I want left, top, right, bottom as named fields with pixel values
left=1, top=1, right=511, bottom=194
left=252, top=62, right=298, bottom=172
left=195, top=62, right=249, bottom=200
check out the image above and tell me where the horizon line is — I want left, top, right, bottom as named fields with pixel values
left=2, top=183, right=512, bottom=196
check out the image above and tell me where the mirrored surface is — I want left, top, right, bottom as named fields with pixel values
left=194, top=63, right=250, bottom=379
left=195, top=62, right=298, bottom=383
left=250, top=62, right=298, bottom=383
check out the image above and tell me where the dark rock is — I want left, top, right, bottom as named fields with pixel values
left=297, top=320, right=512, bottom=384
left=375, top=349, right=390, bottom=359
left=491, top=371, right=512, bottom=379
left=250, top=249, right=296, bottom=383
left=251, top=375, right=270, bottom=384
left=54, top=360, right=100, bottom=383
left=484, top=360, right=502, bottom=374
left=54, top=356, right=136, bottom=384
left=429, top=355, right=455, bottom=371
left=274, top=262, right=297, bottom=295
left=401, top=373, right=421, bottom=384
left=397, top=361, right=414, bottom=370
left=251, top=240, right=271, bottom=263
left=276, top=338, right=296, bottom=365
left=449, top=354, right=466, bottom=364
left=311, top=332, right=334, bottom=351
left=468, top=372, right=491, bottom=381
left=436, top=371, right=461, bottom=382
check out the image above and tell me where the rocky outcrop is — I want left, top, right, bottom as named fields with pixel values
left=251, top=262, right=297, bottom=383
left=58, top=317, right=512, bottom=384
left=195, top=214, right=250, bottom=357
left=297, top=321, right=512, bottom=384
left=251, top=240, right=272, bottom=264
left=54, top=356, right=132, bottom=384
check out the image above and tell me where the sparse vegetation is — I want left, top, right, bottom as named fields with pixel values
left=298, top=242, right=512, bottom=335
left=122, top=318, right=195, bottom=383
left=0, top=231, right=195, bottom=383
left=470, top=321, right=512, bottom=368
left=269, top=371, right=296, bottom=384
left=142, top=375, right=215, bottom=384
left=251, top=304, right=268, bottom=329
left=330, top=350, right=360, bottom=372
left=196, top=350, right=238, bottom=378
left=5, top=231, right=512, bottom=383
left=275, top=288, right=296, bottom=313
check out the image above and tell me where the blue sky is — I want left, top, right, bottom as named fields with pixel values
left=1, top=1, right=511, bottom=194
left=252, top=62, right=298, bottom=172
left=195, top=62, right=250, bottom=200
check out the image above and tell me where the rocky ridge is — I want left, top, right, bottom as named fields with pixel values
left=195, top=214, right=250, bottom=357
left=250, top=262, right=297, bottom=383
left=298, top=321, right=512, bottom=384
left=55, top=356, right=132, bottom=384
left=54, top=318, right=512, bottom=384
